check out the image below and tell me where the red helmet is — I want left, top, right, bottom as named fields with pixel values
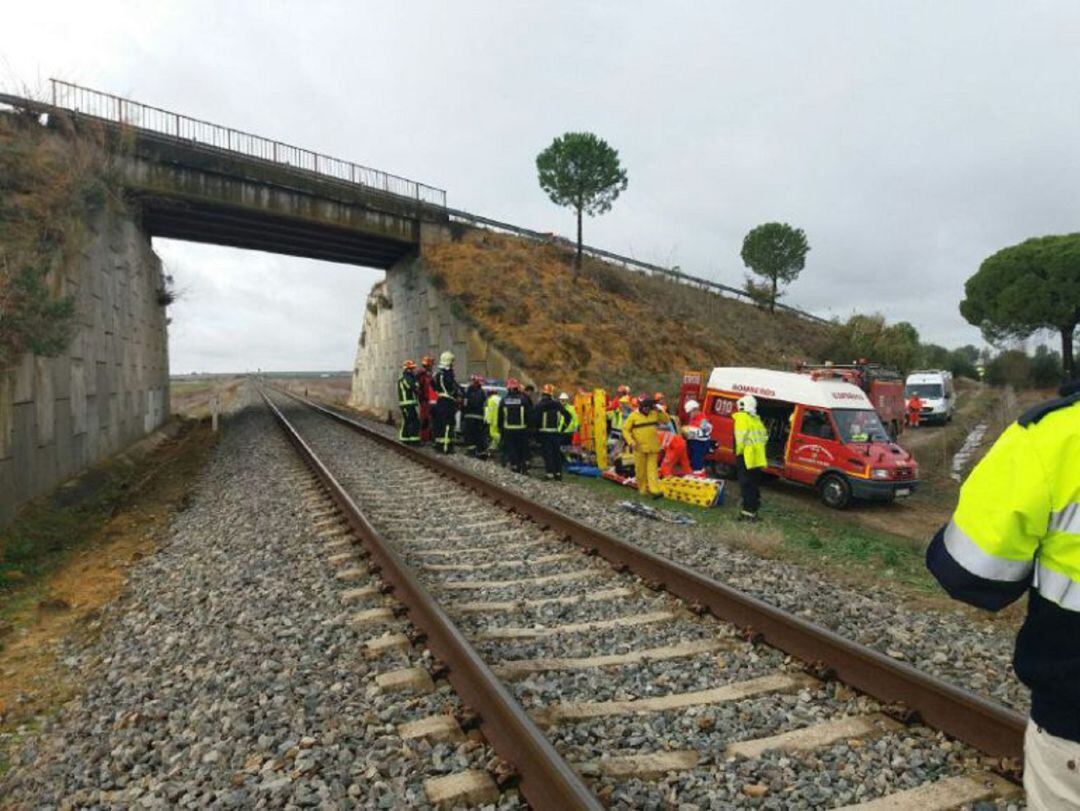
left=470, top=373, right=484, bottom=384
left=617, top=384, right=630, bottom=395
left=506, top=377, right=521, bottom=390
left=402, top=359, right=417, bottom=370
left=541, top=383, right=555, bottom=395
left=421, top=355, right=434, bottom=368
left=653, top=391, right=665, bottom=402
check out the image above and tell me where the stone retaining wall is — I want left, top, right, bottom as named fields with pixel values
left=349, top=258, right=531, bottom=418
left=0, top=206, right=170, bottom=526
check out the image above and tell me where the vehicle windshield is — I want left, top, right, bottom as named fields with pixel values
left=832, top=409, right=889, bottom=443
left=906, top=383, right=943, bottom=398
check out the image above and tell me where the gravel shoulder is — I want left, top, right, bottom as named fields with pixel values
left=2, top=402, right=519, bottom=809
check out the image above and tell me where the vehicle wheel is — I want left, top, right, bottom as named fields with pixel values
left=819, top=473, right=852, bottom=509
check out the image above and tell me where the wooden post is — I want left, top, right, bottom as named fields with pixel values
left=211, top=396, right=220, bottom=432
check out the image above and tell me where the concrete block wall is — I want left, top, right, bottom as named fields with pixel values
left=0, top=206, right=170, bottom=526
left=349, top=257, right=531, bottom=417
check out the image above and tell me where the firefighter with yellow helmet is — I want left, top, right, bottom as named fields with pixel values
left=927, top=382, right=1080, bottom=807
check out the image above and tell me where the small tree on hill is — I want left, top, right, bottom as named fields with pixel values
left=740, top=222, right=809, bottom=312
left=536, top=132, right=628, bottom=270
left=960, top=234, right=1080, bottom=380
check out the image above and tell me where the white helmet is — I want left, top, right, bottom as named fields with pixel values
left=558, top=392, right=569, bottom=402
left=439, top=350, right=455, bottom=367
left=684, top=399, right=700, bottom=412
left=736, top=394, right=758, bottom=415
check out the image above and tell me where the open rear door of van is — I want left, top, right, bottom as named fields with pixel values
left=677, top=371, right=706, bottom=422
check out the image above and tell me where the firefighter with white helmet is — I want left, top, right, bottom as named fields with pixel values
left=683, top=398, right=713, bottom=475
left=733, top=394, right=768, bottom=520
left=431, top=351, right=458, bottom=454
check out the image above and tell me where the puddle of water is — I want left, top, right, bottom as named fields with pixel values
left=951, top=422, right=988, bottom=482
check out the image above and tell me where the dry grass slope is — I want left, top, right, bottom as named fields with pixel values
left=423, top=229, right=831, bottom=393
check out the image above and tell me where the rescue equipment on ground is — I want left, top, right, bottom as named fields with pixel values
left=616, top=501, right=695, bottom=525
left=660, top=476, right=725, bottom=508
left=565, top=463, right=602, bottom=477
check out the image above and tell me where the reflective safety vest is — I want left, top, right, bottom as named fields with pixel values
left=498, top=393, right=531, bottom=432
left=561, top=404, right=578, bottom=434
left=732, top=411, right=768, bottom=469
left=397, top=373, right=418, bottom=407
left=927, top=391, right=1080, bottom=741
left=536, top=397, right=570, bottom=433
left=622, top=409, right=664, bottom=453
left=433, top=367, right=457, bottom=400
left=485, top=393, right=501, bottom=438
left=463, top=385, right=486, bottom=419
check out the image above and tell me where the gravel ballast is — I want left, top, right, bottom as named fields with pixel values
left=343, top=408, right=1024, bottom=714
left=274, top=396, right=1023, bottom=808
left=2, top=403, right=520, bottom=809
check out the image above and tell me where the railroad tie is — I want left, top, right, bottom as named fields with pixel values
left=450, top=586, right=635, bottom=615
left=440, top=569, right=597, bottom=591
left=340, top=586, right=379, bottom=605
left=397, top=714, right=464, bottom=743
left=534, top=672, right=817, bottom=726
left=324, top=537, right=353, bottom=553
left=423, top=770, right=499, bottom=809
left=412, top=538, right=550, bottom=557
left=363, top=632, right=411, bottom=658
left=422, top=553, right=574, bottom=572
left=473, top=610, right=676, bottom=640
left=350, top=607, right=396, bottom=627
left=494, top=638, right=732, bottom=678
left=375, top=666, right=435, bottom=694
left=832, top=771, right=1021, bottom=810
left=335, top=567, right=367, bottom=583
left=576, top=750, right=700, bottom=780
left=725, top=714, right=901, bottom=759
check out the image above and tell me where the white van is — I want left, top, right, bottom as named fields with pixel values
left=905, top=370, right=956, bottom=424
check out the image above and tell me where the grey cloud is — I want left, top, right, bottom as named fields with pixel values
left=6, top=1, right=1079, bottom=370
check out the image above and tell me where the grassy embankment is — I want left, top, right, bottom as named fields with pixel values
left=423, top=229, right=831, bottom=395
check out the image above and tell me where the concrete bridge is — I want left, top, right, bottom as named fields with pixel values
left=10, top=81, right=450, bottom=268
left=0, top=81, right=450, bottom=525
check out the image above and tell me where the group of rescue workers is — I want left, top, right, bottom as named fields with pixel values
left=395, top=352, right=770, bottom=520
left=396, top=351, right=1080, bottom=803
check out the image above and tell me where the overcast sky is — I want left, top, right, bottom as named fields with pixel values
left=5, top=2, right=1078, bottom=372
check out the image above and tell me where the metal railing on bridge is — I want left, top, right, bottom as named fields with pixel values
left=49, top=79, right=447, bottom=208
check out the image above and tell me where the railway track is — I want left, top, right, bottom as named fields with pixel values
left=259, top=386, right=1026, bottom=809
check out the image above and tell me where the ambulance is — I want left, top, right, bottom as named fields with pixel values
left=678, top=367, right=919, bottom=508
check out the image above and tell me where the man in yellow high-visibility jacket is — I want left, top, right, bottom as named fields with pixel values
left=622, top=394, right=665, bottom=498
left=733, top=394, right=768, bottom=520
left=485, top=389, right=503, bottom=465
left=927, top=381, right=1080, bottom=807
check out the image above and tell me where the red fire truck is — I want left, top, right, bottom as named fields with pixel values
left=677, top=367, right=918, bottom=508
left=795, top=360, right=906, bottom=441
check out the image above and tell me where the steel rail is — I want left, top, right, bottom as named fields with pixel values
left=258, top=389, right=602, bottom=810
left=284, top=390, right=1027, bottom=763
